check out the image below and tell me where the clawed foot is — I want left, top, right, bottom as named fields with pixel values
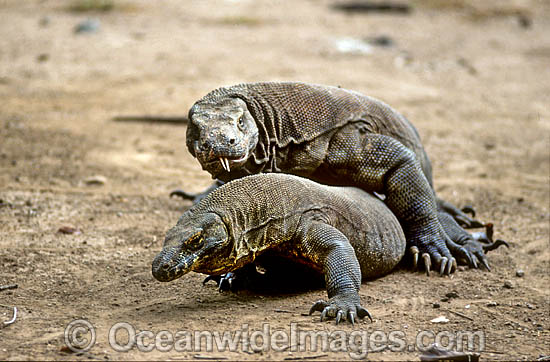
left=408, top=245, right=457, bottom=276
left=437, top=199, right=484, bottom=229
left=410, top=222, right=509, bottom=273
left=203, top=272, right=237, bottom=292
left=407, top=227, right=459, bottom=276
left=309, top=292, right=372, bottom=325
left=459, top=223, right=509, bottom=271
left=455, top=205, right=484, bottom=229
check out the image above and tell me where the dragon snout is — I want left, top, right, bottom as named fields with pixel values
left=151, top=248, right=197, bottom=282
left=202, top=129, right=239, bottom=151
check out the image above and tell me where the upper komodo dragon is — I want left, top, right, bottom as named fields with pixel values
left=172, top=82, right=493, bottom=274
left=153, top=173, right=503, bottom=324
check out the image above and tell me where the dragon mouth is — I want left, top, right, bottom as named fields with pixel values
left=202, top=151, right=249, bottom=173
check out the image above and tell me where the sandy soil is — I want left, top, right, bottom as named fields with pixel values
left=0, top=0, right=549, bottom=360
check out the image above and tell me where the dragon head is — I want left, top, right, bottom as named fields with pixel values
left=151, top=211, right=232, bottom=282
left=186, top=97, right=259, bottom=179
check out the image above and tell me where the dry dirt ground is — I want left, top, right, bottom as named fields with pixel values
left=0, top=0, right=549, bottom=360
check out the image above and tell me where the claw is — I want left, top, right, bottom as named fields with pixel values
left=462, top=205, right=476, bottom=217
left=451, top=258, right=457, bottom=272
left=439, top=257, right=448, bottom=276
left=480, top=256, right=491, bottom=271
left=422, top=253, right=431, bottom=276
left=410, top=246, right=419, bottom=270
left=320, top=308, right=328, bottom=322
left=447, top=257, right=455, bottom=275
left=357, top=306, right=372, bottom=322
left=483, top=239, right=509, bottom=252
left=309, top=300, right=327, bottom=315
left=471, top=253, right=478, bottom=269
left=348, top=311, right=356, bottom=325
left=336, top=310, right=345, bottom=325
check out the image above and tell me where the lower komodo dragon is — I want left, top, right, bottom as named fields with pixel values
left=153, top=174, right=503, bottom=324
left=173, top=81, right=494, bottom=274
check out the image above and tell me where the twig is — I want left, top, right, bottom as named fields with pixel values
left=193, top=355, right=228, bottom=360
left=275, top=309, right=293, bottom=313
left=112, top=115, right=188, bottom=124
left=284, top=354, right=328, bottom=360
left=3, top=306, right=17, bottom=325
left=0, top=284, right=18, bottom=292
left=446, top=309, right=474, bottom=321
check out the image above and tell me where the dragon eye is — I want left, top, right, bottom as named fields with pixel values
left=187, top=233, right=204, bottom=251
left=237, top=116, right=245, bottom=130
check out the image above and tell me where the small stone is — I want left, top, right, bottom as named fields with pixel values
left=432, top=303, right=440, bottom=309
left=431, top=316, right=449, bottom=324
left=526, top=303, right=536, bottom=310
left=39, top=16, right=51, bottom=27
left=58, top=226, right=82, bottom=235
left=487, top=301, right=498, bottom=307
left=445, top=291, right=459, bottom=299
left=458, top=265, right=467, bottom=271
left=440, top=297, right=449, bottom=302
left=84, top=175, right=107, bottom=186
left=36, top=53, right=49, bottom=62
left=366, top=35, right=394, bottom=47
left=516, top=269, right=525, bottom=277
left=74, top=18, right=100, bottom=34
left=503, top=280, right=514, bottom=289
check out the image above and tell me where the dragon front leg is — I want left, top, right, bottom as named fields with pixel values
left=297, top=220, right=371, bottom=325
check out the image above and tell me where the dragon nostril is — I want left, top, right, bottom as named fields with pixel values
left=229, top=138, right=236, bottom=145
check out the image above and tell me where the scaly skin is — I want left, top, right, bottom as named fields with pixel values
left=153, top=174, right=406, bottom=324
left=181, top=82, right=490, bottom=274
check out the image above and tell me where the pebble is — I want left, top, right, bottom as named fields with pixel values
left=503, top=280, right=514, bottom=289
left=84, top=175, right=107, bottom=185
left=74, top=18, right=100, bottom=34
left=516, top=269, right=525, bottom=277
left=366, top=35, right=394, bottom=47
left=36, top=53, right=49, bottom=62
left=39, top=16, right=50, bottom=27
left=445, top=291, right=459, bottom=299
left=58, top=226, right=82, bottom=235
left=432, top=302, right=440, bottom=309
left=430, top=316, right=449, bottom=324
left=487, top=301, right=498, bottom=307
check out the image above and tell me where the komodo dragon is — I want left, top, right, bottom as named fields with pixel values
left=153, top=174, right=503, bottom=324
left=154, top=173, right=405, bottom=324
left=172, top=82, right=489, bottom=274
